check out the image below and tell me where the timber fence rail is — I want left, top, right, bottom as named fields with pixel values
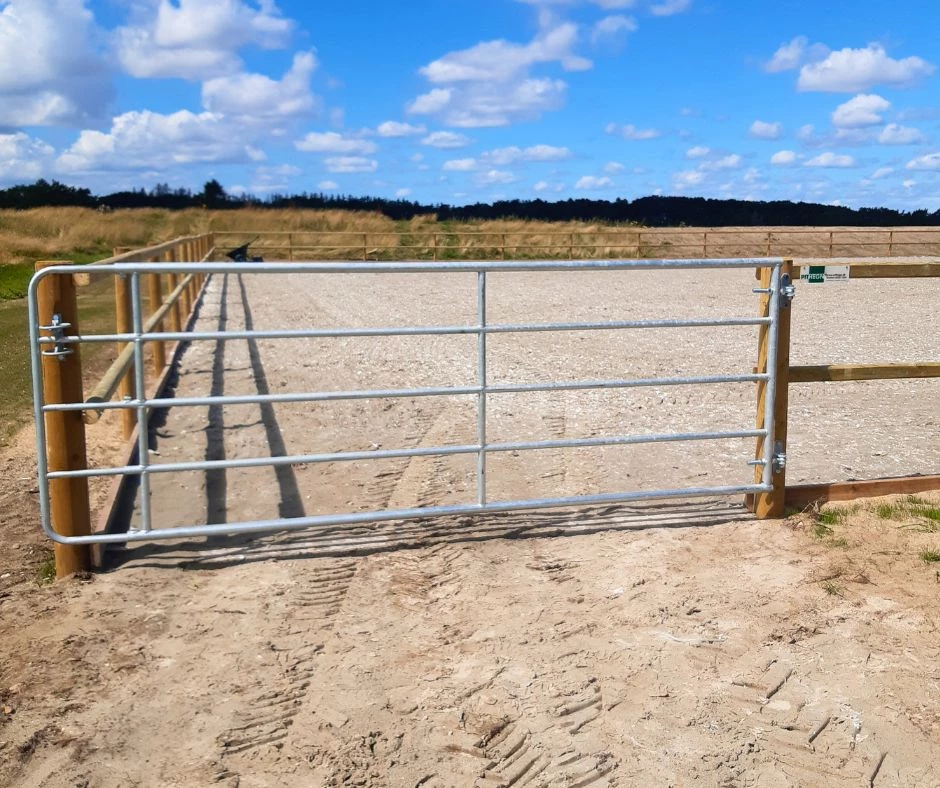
left=212, top=227, right=940, bottom=262
left=31, top=233, right=214, bottom=575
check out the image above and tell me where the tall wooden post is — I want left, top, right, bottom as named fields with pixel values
left=147, top=269, right=165, bottom=376
left=178, top=242, right=192, bottom=319
left=36, top=262, right=92, bottom=576
left=751, top=260, right=793, bottom=518
left=114, top=272, right=136, bottom=440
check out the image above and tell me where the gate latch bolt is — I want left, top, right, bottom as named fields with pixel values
left=39, top=313, right=73, bottom=360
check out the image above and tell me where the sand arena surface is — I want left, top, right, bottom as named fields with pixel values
left=1, top=264, right=938, bottom=786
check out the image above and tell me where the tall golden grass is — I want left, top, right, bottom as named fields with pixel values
left=2, top=206, right=940, bottom=265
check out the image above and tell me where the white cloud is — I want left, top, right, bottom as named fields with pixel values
left=0, top=0, right=111, bottom=126
left=421, top=131, right=472, bottom=149
left=749, top=120, right=782, bottom=139
left=903, top=179, right=916, bottom=188
left=115, top=0, right=293, bottom=81
left=575, top=175, right=613, bottom=189
left=0, top=132, right=55, bottom=182
left=534, top=180, right=564, bottom=193
left=476, top=169, right=517, bottom=185
left=591, top=14, right=637, bottom=44
left=878, top=123, right=926, bottom=145
left=407, top=22, right=588, bottom=127
left=295, top=131, right=377, bottom=155
left=606, top=122, right=661, bottom=140
left=603, top=161, right=625, bottom=173
left=649, top=0, right=690, bottom=16
left=798, top=44, right=935, bottom=93
left=804, top=152, right=857, bottom=168
left=906, top=153, right=940, bottom=171
left=685, top=146, right=710, bottom=159
left=481, top=144, right=571, bottom=165
left=376, top=121, right=426, bottom=137
left=395, top=188, right=412, bottom=198
left=201, top=51, right=318, bottom=119
left=56, top=109, right=264, bottom=173
left=700, top=154, right=743, bottom=171
left=831, top=93, right=890, bottom=128
left=764, top=36, right=829, bottom=73
left=442, top=158, right=477, bottom=171
left=317, top=180, right=338, bottom=190
left=673, top=170, right=705, bottom=188
left=324, top=156, right=378, bottom=173
left=797, top=123, right=815, bottom=141
left=770, top=150, right=798, bottom=166
left=871, top=166, right=894, bottom=179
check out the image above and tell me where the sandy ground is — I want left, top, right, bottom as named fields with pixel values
left=1, top=265, right=938, bottom=786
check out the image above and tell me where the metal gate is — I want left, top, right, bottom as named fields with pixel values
left=29, top=258, right=787, bottom=545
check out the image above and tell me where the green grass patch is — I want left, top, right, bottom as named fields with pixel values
left=920, top=548, right=940, bottom=563
left=813, top=522, right=834, bottom=539
left=36, top=551, right=56, bottom=585
left=821, top=580, right=843, bottom=596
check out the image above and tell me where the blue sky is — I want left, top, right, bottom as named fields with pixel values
left=1, top=0, right=939, bottom=209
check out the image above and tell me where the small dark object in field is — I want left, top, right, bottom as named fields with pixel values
left=225, top=241, right=264, bottom=263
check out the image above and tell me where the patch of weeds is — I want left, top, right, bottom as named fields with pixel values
left=875, top=502, right=907, bottom=520
left=35, top=552, right=56, bottom=585
left=821, top=580, right=843, bottom=596
left=828, top=537, right=849, bottom=549
left=813, top=522, right=834, bottom=539
left=920, top=548, right=940, bottom=564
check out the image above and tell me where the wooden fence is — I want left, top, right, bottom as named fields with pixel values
left=212, top=227, right=940, bottom=261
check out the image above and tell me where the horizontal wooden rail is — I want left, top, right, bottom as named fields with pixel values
left=786, top=475, right=940, bottom=508
left=789, top=362, right=940, bottom=383
left=794, top=262, right=940, bottom=278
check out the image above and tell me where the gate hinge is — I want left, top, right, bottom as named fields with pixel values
left=39, top=313, right=73, bottom=360
left=779, top=273, right=796, bottom=307
left=772, top=442, right=787, bottom=473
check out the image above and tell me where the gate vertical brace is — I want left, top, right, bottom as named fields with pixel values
left=130, top=272, right=153, bottom=533
left=751, top=260, right=793, bottom=517
left=477, top=271, right=487, bottom=506
left=114, top=271, right=136, bottom=440
left=33, top=262, right=92, bottom=576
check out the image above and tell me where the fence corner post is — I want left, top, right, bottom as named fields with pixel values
left=35, top=261, right=92, bottom=577
left=751, top=259, right=793, bottom=518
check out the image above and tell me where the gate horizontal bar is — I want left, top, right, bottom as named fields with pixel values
left=46, top=428, right=767, bottom=480
left=41, top=483, right=772, bottom=544
left=32, top=257, right=783, bottom=281
left=40, top=316, right=773, bottom=345
left=44, top=372, right=768, bottom=413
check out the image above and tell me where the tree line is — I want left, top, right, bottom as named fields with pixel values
left=2, top=178, right=938, bottom=227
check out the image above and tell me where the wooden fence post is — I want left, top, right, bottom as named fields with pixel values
left=751, top=260, right=793, bottom=518
left=147, top=269, right=165, bottom=376
left=114, top=272, right=136, bottom=440
left=165, top=250, right=181, bottom=335
left=36, top=262, right=92, bottom=576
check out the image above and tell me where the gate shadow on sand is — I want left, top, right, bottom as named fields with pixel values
left=105, top=498, right=756, bottom=572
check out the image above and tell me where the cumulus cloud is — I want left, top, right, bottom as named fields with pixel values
left=685, top=146, right=710, bottom=159
left=764, top=36, right=829, bottom=73
left=317, top=179, right=338, bottom=190
left=871, top=167, right=894, bottom=178
left=202, top=51, right=318, bottom=119
left=804, top=152, right=857, bottom=168
left=575, top=175, right=613, bottom=189
left=798, top=44, right=934, bottom=93
left=591, top=14, right=636, bottom=45
left=421, top=131, right=472, bottom=148
left=56, top=109, right=264, bottom=173
left=294, top=131, right=377, bottom=155
left=376, top=121, right=426, bottom=137
left=0, top=0, right=111, bottom=126
left=749, top=120, right=782, bottom=139
left=407, top=22, right=589, bottom=127
left=906, top=153, right=940, bottom=170
left=442, top=158, right=477, bottom=171
left=605, top=122, right=661, bottom=140
left=533, top=180, right=564, bottom=193
left=700, top=154, right=742, bottom=171
left=673, top=170, right=705, bottom=188
left=0, top=132, right=55, bottom=182
left=770, top=150, right=798, bottom=166
left=395, top=188, right=411, bottom=198
left=603, top=161, right=625, bottom=172
left=481, top=145, right=571, bottom=165
left=878, top=123, right=927, bottom=145
left=649, top=0, right=690, bottom=16
left=115, top=0, right=293, bottom=80
left=831, top=93, right=890, bottom=128
left=475, top=169, right=517, bottom=185
left=324, top=156, right=377, bottom=173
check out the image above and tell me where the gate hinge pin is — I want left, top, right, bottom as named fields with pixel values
left=780, top=273, right=796, bottom=307
left=39, top=313, right=73, bottom=360
left=772, top=442, right=787, bottom=473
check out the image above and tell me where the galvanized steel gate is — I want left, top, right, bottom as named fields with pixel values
left=29, top=258, right=787, bottom=545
